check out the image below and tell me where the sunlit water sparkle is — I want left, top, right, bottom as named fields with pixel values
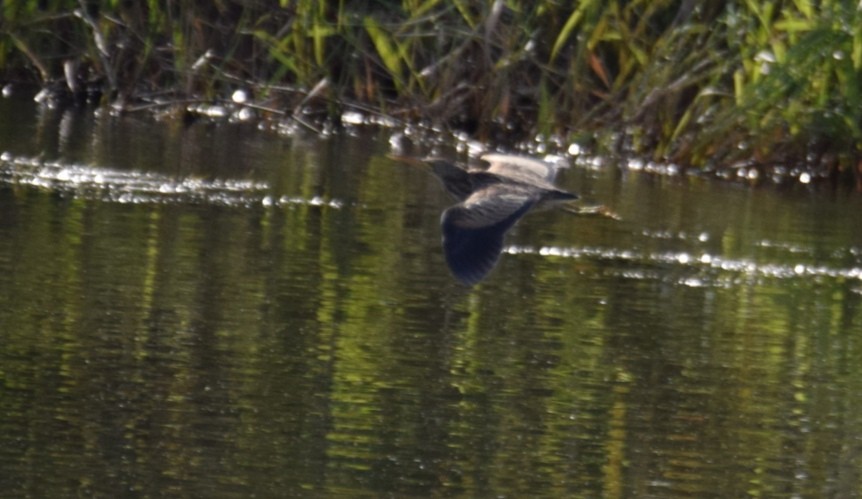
left=1, top=98, right=861, bottom=498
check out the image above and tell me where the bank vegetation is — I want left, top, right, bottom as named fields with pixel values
left=2, top=1, right=862, bottom=187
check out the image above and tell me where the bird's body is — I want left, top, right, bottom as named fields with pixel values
left=394, top=153, right=577, bottom=285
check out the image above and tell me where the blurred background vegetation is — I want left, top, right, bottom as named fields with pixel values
left=1, top=0, right=861, bottom=185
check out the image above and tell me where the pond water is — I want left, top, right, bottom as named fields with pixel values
left=1, top=97, right=862, bottom=498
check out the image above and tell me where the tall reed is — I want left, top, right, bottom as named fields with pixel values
left=1, top=1, right=860, bottom=184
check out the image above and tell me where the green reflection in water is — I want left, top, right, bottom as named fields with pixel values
left=1, top=100, right=862, bottom=497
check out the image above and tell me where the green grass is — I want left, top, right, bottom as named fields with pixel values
left=1, top=1, right=861, bottom=187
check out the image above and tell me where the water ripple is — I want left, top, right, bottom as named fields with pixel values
left=505, top=244, right=862, bottom=283
left=0, top=152, right=344, bottom=209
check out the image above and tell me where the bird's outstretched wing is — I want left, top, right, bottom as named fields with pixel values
left=482, top=153, right=564, bottom=185
left=441, top=186, right=536, bottom=285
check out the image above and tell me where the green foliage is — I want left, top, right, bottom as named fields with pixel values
left=1, top=1, right=862, bottom=182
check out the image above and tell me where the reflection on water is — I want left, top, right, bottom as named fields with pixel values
left=1, top=98, right=862, bottom=497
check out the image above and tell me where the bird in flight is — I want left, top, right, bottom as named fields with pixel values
left=393, top=153, right=578, bottom=285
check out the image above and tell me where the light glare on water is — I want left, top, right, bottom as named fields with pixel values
left=1, top=97, right=862, bottom=497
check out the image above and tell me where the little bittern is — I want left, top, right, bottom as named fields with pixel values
left=394, top=153, right=578, bottom=285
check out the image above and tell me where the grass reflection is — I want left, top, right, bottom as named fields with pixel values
left=1, top=119, right=862, bottom=497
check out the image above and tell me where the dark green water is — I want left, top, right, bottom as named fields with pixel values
left=1, top=98, right=861, bottom=498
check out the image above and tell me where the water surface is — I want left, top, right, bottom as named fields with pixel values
left=1, top=98, right=861, bottom=497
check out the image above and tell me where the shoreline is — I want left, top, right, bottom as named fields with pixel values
left=2, top=2, right=861, bottom=189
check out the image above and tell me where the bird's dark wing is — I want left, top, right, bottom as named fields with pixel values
left=482, top=153, right=563, bottom=185
left=441, top=187, right=536, bottom=285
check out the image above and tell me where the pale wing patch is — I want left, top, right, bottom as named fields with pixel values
left=481, top=153, right=566, bottom=184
